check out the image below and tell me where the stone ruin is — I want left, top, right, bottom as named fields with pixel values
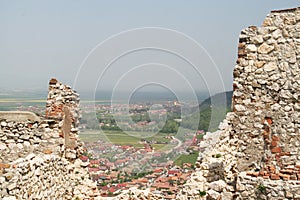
left=45, top=78, right=83, bottom=158
left=176, top=6, right=300, bottom=200
left=0, top=78, right=99, bottom=200
left=1, top=6, right=300, bottom=200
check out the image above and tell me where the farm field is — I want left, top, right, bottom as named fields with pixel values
left=79, top=129, right=176, bottom=150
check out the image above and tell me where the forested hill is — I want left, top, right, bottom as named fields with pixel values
left=181, top=91, right=233, bottom=132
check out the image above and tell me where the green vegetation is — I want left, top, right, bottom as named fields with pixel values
left=181, top=91, right=232, bottom=132
left=79, top=130, right=173, bottom=148
left=174, top=151, right=199, bottom=167
left=199, top=190, right=206, bottom=197
left=81, top=91, right=232, bottom=134
left=257, top=184, right=266, bottom=193
left=196, top=134, right=204, bottom=140
left=82, top=103, right=182, bottom=133
left=212, top=153, right=222, bottom=158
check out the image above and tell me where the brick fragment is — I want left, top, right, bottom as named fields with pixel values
left=271, top=147, right=282, bottom=153
left=43, top=149, right=53, bottom=154
left=0, top=163, right=11, bottom=169
left=49, top=78, right=58, bottom=85
left=270, top=174, right=280, bottom=180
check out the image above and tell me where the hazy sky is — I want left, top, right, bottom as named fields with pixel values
left=0, top=1, right=299, bottom=95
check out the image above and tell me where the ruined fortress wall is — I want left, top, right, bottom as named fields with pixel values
left=0, top=79, right=99, bottom=200
left=177, top=7, right=300, bottom=200
left=0, top=111, right=41, bottom=123
left=232, top=7, right=300, bottom=176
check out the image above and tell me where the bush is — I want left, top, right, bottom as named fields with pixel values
left=199, top=190, right=206, bottom=197
left=257, top=184, right=266, bottom=193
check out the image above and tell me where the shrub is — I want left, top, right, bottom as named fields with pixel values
left=257, top=184, right=266, bottom=193
left=199, top=190, right=206, bottom=197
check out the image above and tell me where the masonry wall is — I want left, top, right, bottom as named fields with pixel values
left=176, top=7, right=300, bottom=200
left=232, top=7, right=300, bottom=175
left=0, top=79, right=99, bottom=200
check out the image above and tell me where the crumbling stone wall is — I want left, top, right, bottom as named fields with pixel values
left=233, top=7, right=300, bottom=175
left=0, top=79, right=99, bottom=200
left=46, top=78, right=81, bottom=155
left=45, top=78, right=86, bottom=160
left=176, top=7, right=300, bottom=200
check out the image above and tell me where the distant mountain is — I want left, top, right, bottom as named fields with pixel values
left=181, top=91, right=233, bottom=132
left=200, top=91, right=233, bottom=110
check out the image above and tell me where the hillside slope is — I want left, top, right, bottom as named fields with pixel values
left=181, top=91, right=232, bottom=132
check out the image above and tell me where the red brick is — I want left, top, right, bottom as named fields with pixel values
left=280, top=169, right=293, bottom=175
left=271, top=147, right=282, bottom=154
left=263, top=175, right=270, bottom=179
left=268, top=165, right=276, bottom=173
left=0, top=163, right=10, bottom=169
left=279, top=173, right=290, bottom=180
left=43, top=149, right=53, bottom=154
left=272, top=135, right=280, bottom=141
left=253, top=172, right=259, bottom=177
left=265, top=117, right=273, bottom=125
left=280, top=152, right=291, bottom=156
left=246, top=171, right=253, bottom=176
left=271, top=140, right=277, bottom=147
left=49, top=78, right=58, bottom=85
left=270, top=174, right=280, bottom=180
left=259, top=171, right=264, bottom=176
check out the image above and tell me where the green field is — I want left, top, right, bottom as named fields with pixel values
left=173, top=152, right=199, bottom=166
left=79, top=130, right=174, bottom=149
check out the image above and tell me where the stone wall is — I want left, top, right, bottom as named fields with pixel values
left=46, top=78, right=82, bottom=158
left=176, top=7, right=300, bottom=200
left=0, top=79, right=99, bottom=200
left=233, top=7, right=300, bottom=175
left=0, top=111, right=41, bottom=123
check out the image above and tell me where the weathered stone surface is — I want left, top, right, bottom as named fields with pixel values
left=0, top=79, right=97, bottom=200
left=0, top=111, right=40, bottom=123
left=258, top=43, right=274, bottom=54
left=176, top=6, right=300, bottom=200
left=246, top=44, right=257, bottom=52
left=263, top=62, right=278, bottom=71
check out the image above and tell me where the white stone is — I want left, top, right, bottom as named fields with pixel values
left=0, top=142, right=7, bottom=150
left=209, top=180, right=227, bottom=192
left=246, top=44, right=257, bottom=52
left=207, top=189, right=221, bottom=199
left=26, top=153, right=35, bottom=160
left=258, top=43, right=274, bottom=54
left=284, top=105, right=291, bottom=112
left=271, top=103, right=281, bottom=111
left=1, top=121, right=7, bottom=127
left=264, top=62, right=278, bottom=72
left=222, top=191, right=233, bottom=200
left=23, top=141, right=30, bottom=147
left=272, top=29, right=282, bottom=39
left=7, top=182, right=17, bottom=191
left=16, top=143, right=23, bottom=149
left=252, top=35, right=264, bottom=44
left=0, top=176, right=5, bottom=184
left=234, top=105, right=246, bottom=112
left=66, top=152, right=77, bottom=159
left=3, top=197, right=16, bottom=200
